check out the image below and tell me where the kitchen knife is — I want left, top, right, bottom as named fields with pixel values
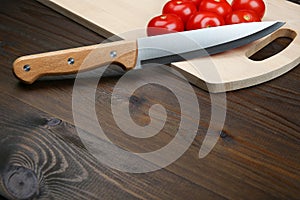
left=13, top=21, right=284, bottom=84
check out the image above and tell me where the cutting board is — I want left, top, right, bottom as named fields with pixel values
left=37, top=0, right=300, bottom=92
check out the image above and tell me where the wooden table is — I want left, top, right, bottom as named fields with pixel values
left=0, top=0, right=299, bottom=199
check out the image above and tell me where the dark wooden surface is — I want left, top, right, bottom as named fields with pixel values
left=0, top=0, right=299, bottom=199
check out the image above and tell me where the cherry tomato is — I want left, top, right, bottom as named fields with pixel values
left=147, top=14, right=185, bottom=36
left=231, top=0, right=266, bottom=19
left=199, top=0, right=232, bottom=19
left=163, top=1, right=197, bottom=24
left=172, top=0, right=203, bottom=8
left=225, top=10, right=261, bottom=24
left=186, top=11, right=225, bottom=30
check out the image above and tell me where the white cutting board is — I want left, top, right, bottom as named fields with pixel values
left=37, top=0, right=300, bottom=92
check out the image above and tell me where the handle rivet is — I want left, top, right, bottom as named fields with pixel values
left=23, top=65, right=31, bottom=72
left=68, top=58, right=75, bottom=65
left=110, top=51, right=117, bottom=58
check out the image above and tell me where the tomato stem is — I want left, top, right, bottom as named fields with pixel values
left=243, top=15, right=251, bottom=21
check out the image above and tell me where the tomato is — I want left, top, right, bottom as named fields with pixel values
left=198, top=0, right=232, bottom=19
left=163, top=1, right=197, bottom=24
left=186, top=11, right=225, bottom=30
left=147, top=14, right=185, bottom=36
left=188, top=0, right=203, bottom=7
left=172, top=0, right=203, bottom=7
left=225, top=10, right=261, bottom=24
left=231, top=0, right=265, bottom=19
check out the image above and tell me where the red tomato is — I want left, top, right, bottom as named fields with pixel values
left=199, top=0, right=232, bottom=19
left=172, top=0, right=203, bottom=7
left=147, top=14, right=185, bottom=36
left=186, top=11, right=225, bottom=30
left=231, top=0, right=266, bottom=19
left=163, top=1, right=197, bottom=24
left=225, top=10, right=261, bottom=24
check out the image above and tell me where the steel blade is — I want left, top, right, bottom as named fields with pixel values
left=136, top=21, right=284, bottom=66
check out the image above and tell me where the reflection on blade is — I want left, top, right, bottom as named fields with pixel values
left=136, top=21, right=284, bottom=66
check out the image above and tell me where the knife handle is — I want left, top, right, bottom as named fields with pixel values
left=13, top=40, right=138, bottom=84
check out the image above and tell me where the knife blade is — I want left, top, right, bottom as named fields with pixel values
left=13, top=21, right=284, bottom=84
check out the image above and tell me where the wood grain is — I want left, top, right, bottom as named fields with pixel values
left=0, top=0, right=299, bottom=200
left=13, top=40, right=137, bottom=84
left=0, top=93, right=222, bottom=200
left=36, top=0, right=300, bottom=92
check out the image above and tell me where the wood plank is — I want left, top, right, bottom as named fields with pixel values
left=0, top=73, right=299, bottom=199
left=0, top=96, right=140, bottom=200
left=36, top=0, right=300, bottom=92
left=0, top=93, right=223, bottom=200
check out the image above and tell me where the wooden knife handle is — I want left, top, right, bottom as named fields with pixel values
left=13, top=40, right=138, bottom=84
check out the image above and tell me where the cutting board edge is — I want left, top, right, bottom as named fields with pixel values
left=37, top=0, right=120, bottom=40
left=172, top=56, right=300, bottom=93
